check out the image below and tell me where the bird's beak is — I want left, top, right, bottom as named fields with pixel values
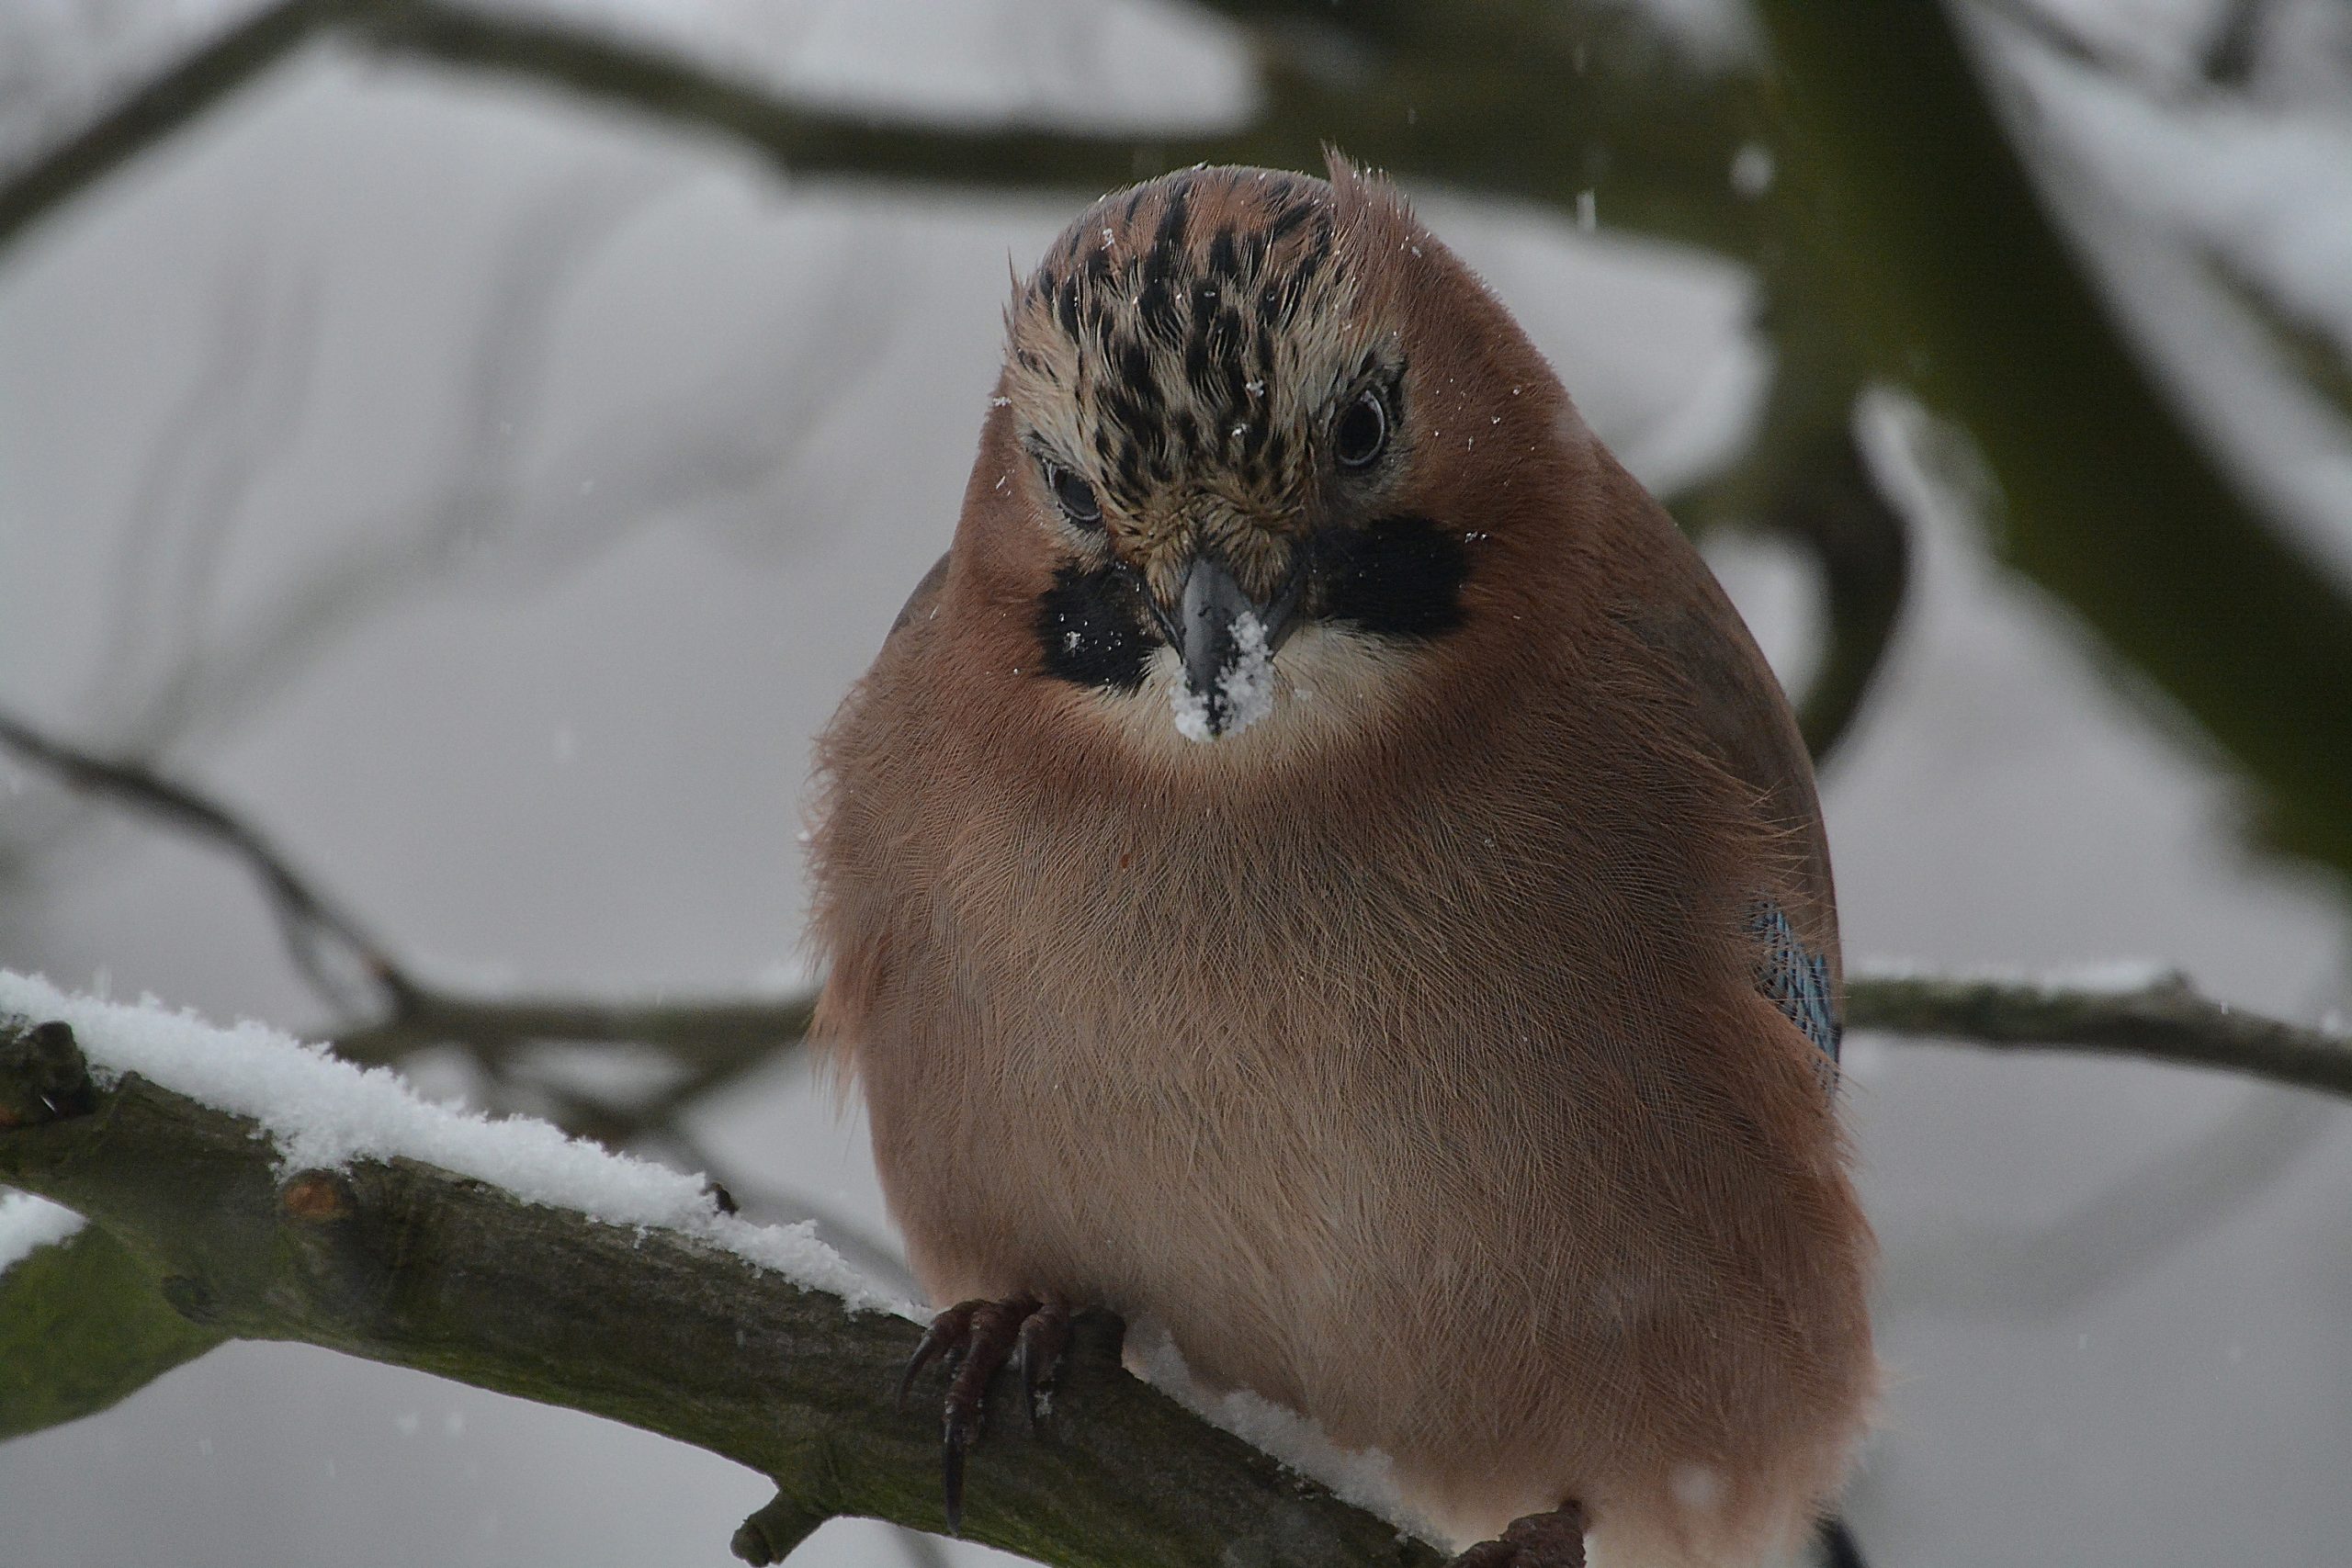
left=1159, top=551, right=1305, bottom=739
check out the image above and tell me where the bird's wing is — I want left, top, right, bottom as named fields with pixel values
left=1749, top=897, right=1839, bottom=1064
left=1615, top=490, right=1843, bottom=1066
left=887, top=550, right=954, bottom=642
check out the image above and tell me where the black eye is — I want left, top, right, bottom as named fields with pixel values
left=1046, top=462, right=1102, bottom=527
left=1334, top=389, right=1388, bottom=469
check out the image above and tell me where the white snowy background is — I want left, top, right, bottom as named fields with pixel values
left=3, top=0, right=2350, bottom=1564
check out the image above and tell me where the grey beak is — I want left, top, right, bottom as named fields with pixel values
left=1176, top=555, right=1259, bottom=709
left=1169, top=554, right=1304, bottom=737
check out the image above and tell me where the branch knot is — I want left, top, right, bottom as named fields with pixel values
left=0, top=1017, right=96, bottom=1128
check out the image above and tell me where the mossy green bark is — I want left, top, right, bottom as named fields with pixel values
left=0, top=1017, right=1438, bottom=1568
left=0, top=1220, right=227, bottom=1439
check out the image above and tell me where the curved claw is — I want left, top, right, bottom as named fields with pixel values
left=935, top=1295, right=1038, bottom=1532
left=942, top=1421, right=971, bottom=1535
left=897, top=1306, right=968, bottom=1410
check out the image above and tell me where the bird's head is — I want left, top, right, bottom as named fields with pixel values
left=961, top=155, right=1589, bottom=755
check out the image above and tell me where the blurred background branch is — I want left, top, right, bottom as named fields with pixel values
left=3, top=0, right=1909, bottom=763
left=11, top=0, right=2346, bottom=846
left=5, top=707, right=2345, bottom=1111
left=1755, top=0, right=2352, bottom=874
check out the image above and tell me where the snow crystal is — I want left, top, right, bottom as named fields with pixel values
left=0, top=972, right=908, bottom=1315
left=1129, top=1325, right=1437, bottom=1542
left=1172, top=611, right=1277, bottom=744
left=1218, top=612, right=1276, bottom=736
left=1170, top=682, right=1216, bottom=744
left=0, top=1191, right=85, bottom=1279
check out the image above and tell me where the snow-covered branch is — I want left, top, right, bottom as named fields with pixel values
left=0, top=985, right=1440, bottom=1568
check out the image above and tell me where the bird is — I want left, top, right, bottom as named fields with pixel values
left=806, top=155, right=1875, bottom=1568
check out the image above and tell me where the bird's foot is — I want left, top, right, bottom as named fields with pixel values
left=1446, top=1504, right=1587, bottom=1568
left=896, top=1294, right=1072, bottom=1532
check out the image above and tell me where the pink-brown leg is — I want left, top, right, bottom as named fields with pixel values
left=897, top=1294, right=1073, bottom=1532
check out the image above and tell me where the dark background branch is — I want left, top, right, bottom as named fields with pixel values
left=16, top=0, right=2345, bottom=881
left=1753, top=0, right=2352, bottom=879
left=5, top=706, right=2346, bottom=1116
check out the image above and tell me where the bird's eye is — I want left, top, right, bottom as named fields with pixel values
left=1046, top=463, right=1102, bottom=527
left=1334, top=389, right=1389, bottom=470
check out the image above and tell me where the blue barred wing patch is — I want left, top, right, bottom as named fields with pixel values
left=1749, top=899, right=1839, bottom=1066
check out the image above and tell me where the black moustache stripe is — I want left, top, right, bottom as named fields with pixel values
left=1033, top=514, right=1467, bottom=695
left=1312, top=514, right=1469, bottom=641
left=1035, top=561, right=1152, bottom=692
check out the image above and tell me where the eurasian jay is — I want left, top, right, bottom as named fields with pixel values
left=808, top=156, right=1874, bottom=1568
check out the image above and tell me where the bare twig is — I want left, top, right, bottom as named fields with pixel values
left=0, top=1016, right=1439, bottom=1568
left=0, top=0, right=334, bottom=256
left=7, top=705, right=2351, bottom=1111
left=0, top=709, right=413, bottom=1017
left=116, top=168, right=672, bottom=761
left=0, top=705, right=803, bottom=1150
left=329, top=988, right=810, bottom=1070
left=1, top=0, right=1773, bottom=262
left=1845, top=970, right=2352, bottom=1099
left=10, top=0, right=2351, bottom=893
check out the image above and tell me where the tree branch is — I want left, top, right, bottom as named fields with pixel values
left=1752, top=0, right=2352, bottom=884
left=327, top=988, right=809, bottom=1070
left=0, top=0, right=335, bottom=257
left=6, top=705, right=2348, bottom=1112
left=0, top=707, right=413, bottom=1017
left=1671, top=261, right=1911, bottom=766
left=0, top=0, right=1932, bottom=837
left=0, top=1217, right=226, bottom=1440
left=10, top=0, right=2352, bottom=889
left=1, top=0, right=1770, bottom=264
left=0, top=708, right=802, bottom=1104
left=0, top=1013, right=1438, bottom=1568
left=1846, top=968, right=2352, bottom=1097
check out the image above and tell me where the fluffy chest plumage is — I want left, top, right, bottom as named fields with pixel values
left=859, top=718, right=1769, bottom=1296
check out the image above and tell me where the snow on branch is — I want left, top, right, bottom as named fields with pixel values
left=0, top=972, right=886, bottom=1306
left=0, top=986, right=1441, bottom=1568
